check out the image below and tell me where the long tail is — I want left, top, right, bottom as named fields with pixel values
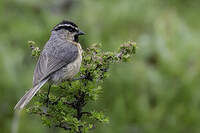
left=14, top=78, right=49, bottom=110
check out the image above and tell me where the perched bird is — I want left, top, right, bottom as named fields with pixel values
left=15, top=20, right=85, bottom=110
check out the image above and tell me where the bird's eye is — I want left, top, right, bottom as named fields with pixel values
left=68, top=28, right=74, bottom=32
left=67, top=27, right=78, bottom=32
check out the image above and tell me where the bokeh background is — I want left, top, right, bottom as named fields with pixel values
left=1, top=0, right=200, bottom=133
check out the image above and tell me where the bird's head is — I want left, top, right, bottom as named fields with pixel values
left=52, top=20, right=85, bottom=42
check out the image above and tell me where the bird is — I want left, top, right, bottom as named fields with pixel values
left=14, top=20, right=85, bottom=110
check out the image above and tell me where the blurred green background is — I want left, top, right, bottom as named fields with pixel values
left=1, top=0, right=200, bottom=133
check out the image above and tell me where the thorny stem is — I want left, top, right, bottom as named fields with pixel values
left=74, top=90, right=86, bottom=133
left=75, top=90, right=86, bottom=120
left=71, top=75, right=87, bottom=82
left=55, top=123, right=71, bottom=131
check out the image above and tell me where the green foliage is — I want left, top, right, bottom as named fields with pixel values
left=26, top=41, right=136, bottom=133
left=28, top=41, right=41, bottom=58
left=1, top=0, right=200, bottom=133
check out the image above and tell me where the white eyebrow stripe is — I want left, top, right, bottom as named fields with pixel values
left=55, top=24, right=79, bottom=31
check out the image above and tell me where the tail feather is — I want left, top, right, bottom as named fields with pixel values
left=14, top=78, right=49, bottom=110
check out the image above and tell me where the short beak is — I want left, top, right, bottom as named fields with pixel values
left=77, top=30, right=85, bottom=36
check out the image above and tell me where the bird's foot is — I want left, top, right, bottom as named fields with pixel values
left=45, top=97, right=50, bottom=107
left=71, top=75, right=86, bottom=82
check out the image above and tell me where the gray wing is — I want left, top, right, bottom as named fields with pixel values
left=33, top=40, right=78, bottom=86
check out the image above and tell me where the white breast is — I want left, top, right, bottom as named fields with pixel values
left=50, top=43, right=82, bottom=84
left=62, top=49, right=82, bottom=79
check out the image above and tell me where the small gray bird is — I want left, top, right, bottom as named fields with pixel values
left=15, top=20, right=85, bottom=110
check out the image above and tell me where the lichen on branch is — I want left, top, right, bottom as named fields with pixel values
left=26, top=41, right=136, bottom=133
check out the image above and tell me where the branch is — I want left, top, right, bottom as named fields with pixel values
left=55, top=123, right=71, bottom=131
